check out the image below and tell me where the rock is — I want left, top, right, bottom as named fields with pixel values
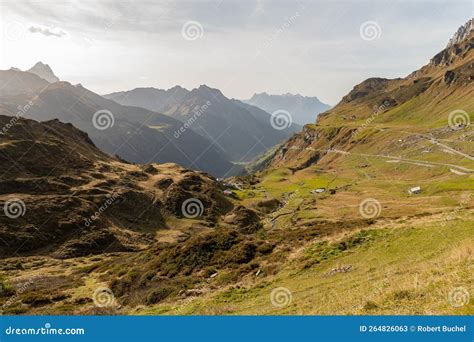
left=223, top=205, right=262, bottom=234
left=254, top=198, right=281, bottom=214
left=324, top=265, right=353, bottom=277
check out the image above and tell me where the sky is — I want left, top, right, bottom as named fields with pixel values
left=0, top=0, right=472, bottom=105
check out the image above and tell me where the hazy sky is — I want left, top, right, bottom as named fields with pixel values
left=0, top=0, right=472, bottom=104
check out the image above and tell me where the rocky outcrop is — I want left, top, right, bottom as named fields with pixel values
left=447, top=18, right=473, bottom=48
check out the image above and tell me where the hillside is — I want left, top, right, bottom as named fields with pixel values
left=0, top=114, right=270, bottom=314
left=0, top=114, right=240, bottom=259
left=269, top=27, right=474, bottom=170
left=0, top=69, right=49, bottom=97
left=243, top=92, right=331, bottom=126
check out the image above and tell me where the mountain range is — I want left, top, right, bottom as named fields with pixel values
left=105, top=86, right=302, bottom=161
left=243, top=92, right=331, bottom=125
left=0, top=62, right=301, bottom=176
left=0, top=67, right=242, bottom=177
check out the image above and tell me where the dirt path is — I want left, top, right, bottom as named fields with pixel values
left=326, top=149, right=474, bottom=173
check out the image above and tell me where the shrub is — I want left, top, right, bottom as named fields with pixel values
left=145, top=287, right=174, bottom=304
left=0, top=277, right=15, bottom=297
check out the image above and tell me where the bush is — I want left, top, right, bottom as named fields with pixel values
left=145, top=287, right=174, bottom=304
left=363, top=301, right=379, bottom=311
left=0, top=278, right=15, bottom=297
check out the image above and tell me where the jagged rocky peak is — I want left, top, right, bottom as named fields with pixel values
left=429, top=19, right=473, bottom=67
left=447, top=18, right=473, bottom=47
left=192, top=84, right=226, bottom=99
left=243, top=92, right=331, bottom=125
left=27, top=61, right=60, bottom=83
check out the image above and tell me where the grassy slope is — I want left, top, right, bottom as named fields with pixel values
left=140, top=212, right=473, bottom=315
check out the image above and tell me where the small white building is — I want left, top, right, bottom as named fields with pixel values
left=223, top=189, right=234, bottom=196
left=408, top=186, right=421, bottom=195
left=310, top=188, right=326, bottom=194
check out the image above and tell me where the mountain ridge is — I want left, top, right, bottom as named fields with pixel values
left=105, top=84, right=301, bottom=162
left=0, top=69, right=242, bottom=177
left=242, top=92, right=331, bottom=126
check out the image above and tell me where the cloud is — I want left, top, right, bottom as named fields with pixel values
left=28, top=25, right=67, bottom=38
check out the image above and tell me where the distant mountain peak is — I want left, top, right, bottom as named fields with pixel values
left=197, top=84, right=217, bottom=92
left=251, top=92, right=320, bottom=101
left=244, top=92, right=330, bottom=125
left=168, top=85, right=186, bottom=91
left=193, top=84, right=226, bottom=99
left=447, top=18, right=473, bottom=47
left=27, top=61, right=60, bottom=83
